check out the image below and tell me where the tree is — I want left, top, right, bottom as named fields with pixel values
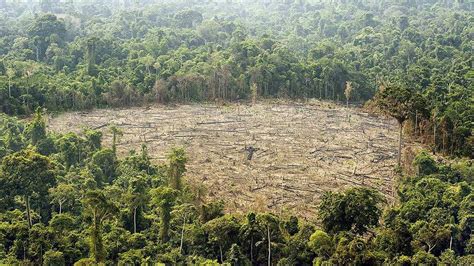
left=410, top=220, right=451, bottom=254
left=174, top=10, right=203, bottom=28
left=171, top=203, right=197, bottom=254
left=24, top=108, right=46, bottom=145
left=109, top=125, right=123, bottom=156
left=203, top=215, right=241, bottom=263
left=43, top=250, right=65, bottom=266
left=256, top=213, right=283, bottom=266
left=0, top=149, right=56, bottom=228
left=6, top=67, right=14, bottom=98
left=251, top=83, right=258, bottom=105
left=167, top=148, right=187, bottom=191
left=125, top=176, right=148, bottom=234
left=49, top=213, right=75, bottom=233
left=85, top=37, right=98, bottom=76
left=82, top=190, right=118, bottom=263
left=27, top=14, right=66, bottom=61
left=308, top=230, right=333, bottom=259
left=84, top=129, right=102, bottom=151
left=282, top=224, right=315, bottom=265
left=201, top=200, right=225, bottom=223
left=226, top=244, right=251, bottom=265
left=151, top=186, right=178, bottom=243
left=344, top=81, right=353, bottom=108
left=49, top=183, right=76, bottom=214
left=372, top=82, right=415, bottom=167
left=56, top=133, right=84, bottom=169
left=239, top=212, right=262, bottom=263
left=89, top=148, right=117, bottom=185
left=318, top=187, right=384, bottom=235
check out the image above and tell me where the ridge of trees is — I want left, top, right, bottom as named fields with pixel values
left=0, top=0, right=472, bottom=157
left=0, top=111, right=473, bottom=265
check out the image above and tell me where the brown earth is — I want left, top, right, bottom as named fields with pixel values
left=48, top=100, right=399, bottom=218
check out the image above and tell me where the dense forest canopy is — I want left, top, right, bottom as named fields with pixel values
left=0, top=0, right=473, bottom=265
left=0, top=111, right=473, bottom=265
left=0, top=0, right=472, bottom=156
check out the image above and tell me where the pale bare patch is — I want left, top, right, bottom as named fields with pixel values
left=48, top=100, right=399, bottom=218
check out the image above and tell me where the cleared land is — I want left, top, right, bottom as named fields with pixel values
left=48, top=100, right=399, bottom=218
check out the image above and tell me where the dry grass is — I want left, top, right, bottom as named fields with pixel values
left=48, top=100, right=399, bottom=218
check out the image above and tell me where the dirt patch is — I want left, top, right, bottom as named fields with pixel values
left=48, top=100, right=399, bottom=218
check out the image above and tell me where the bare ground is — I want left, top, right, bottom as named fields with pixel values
left=48, top=100, right=399, bottom=218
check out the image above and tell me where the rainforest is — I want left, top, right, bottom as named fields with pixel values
left=0, top=0, right=473, bottom=265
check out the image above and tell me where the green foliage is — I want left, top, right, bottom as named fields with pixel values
left=167, top=148, right=187, bottom=191
left=27, top=14, right=66, bottom=61
left=413, top=151, right=438, bottom=176
left=0, top=1, right=472, bottom=264
left=89, top=149, right=117, bottom=186
left=24, top=108, right=46, bottom=145
left=308, top=230, right=333, bottom=259
left=412, top=250, right=438, bottom=265
left=43, top=250, right=65, bottom=266
left=151, top=186, right=178, bottom=243
left=319, top=187, right=384, bottom=234
left=0, top=115, right=471, bottom=264
left=0, top=0, right=471, bottom=156
left=82, top=190, right=119, bottom=263
left=201, top=200, right=225, bottom=223
left=203, top=215, right=241, bottom=263
left=439, top=249, right=457, bottom=265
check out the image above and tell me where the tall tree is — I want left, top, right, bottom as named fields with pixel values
left=27, top=14, right=66, bottom=61
left=24, top=108, right=46, bottom=145
left=125, top=176, right=148, bottom=234
left=372, top=82, right=415, bottom=167
left=151, top=186, right=178, bottom=243
left=82, top=190, right=118, bottom=263
left=167, top=148, right=187, bottom=191
left=109, top=125, right=123, bottom=156
left=0, top=149, right=57, bottom=228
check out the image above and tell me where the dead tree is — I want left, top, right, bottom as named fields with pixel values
left=245, top=146, right=259, bottom=160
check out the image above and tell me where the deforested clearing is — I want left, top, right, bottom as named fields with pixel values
left=48, top=100, right=399, bottom=217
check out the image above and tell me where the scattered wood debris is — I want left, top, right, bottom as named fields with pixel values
left=48, top=100, right=399, bottom=218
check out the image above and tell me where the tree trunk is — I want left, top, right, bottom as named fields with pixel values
left=59, top=201, right=62, bottom=214
left=397, top=122, right=403, bottom=167
left=219, top=244, right=223, bottom=263
left=319, top=81, right=322, bottom=99
left=8, top=77, right=11, bottom=98
left=267, top=225, right=271, bottom=266
left=112, top=132, right=117, bottom=155
left=133, top=207, right=137, bottom=234
left=179, top=213, right=187, bottom=254
left=25, top=195, right=32, bottom=229
left=324, top=82, right=328, bottom=99
left=250, top=236, right=254, bottom=263
left=415, top=111, right=418, bottom=136
left=433, top=120, right=437, bottom=154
